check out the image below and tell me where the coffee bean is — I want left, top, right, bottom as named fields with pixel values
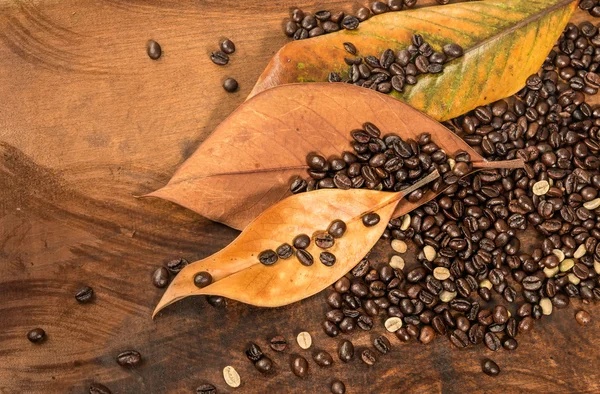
left=269, top=335, right=287, bottom=352
left=291, top=355, right=309, bottom=377
left=484, top=332, right=501, bottom=351
left=503, top=338, right=518, bottom=351
left=277, top=243, right=294, bottom=259
left=194, top=272, right=212, bottom=288
left=328, top=219, right=347, bottom=238
left=320, top=252, right=337, bottom=266
left=482, top=359, right=500, bottom=376
left=313, top=349, right=334, bottom=367
left=331, top=380, right=346, bottom=394
left=75, top=286, right=94, bottom=303
left=89, top=383, right=112, bottom=394
left=207, top=295, right=226, bottom=308
left=341, top=15, right=359, bottom=30
left=359, top=348, right=377, bottom=366
left=223, top=78, right=238, bottom=93
left=293, top=234, right=310, bottom=249
left=210, top=51, right=229, bottom=65
left=147, top=40, right=162, bottom=60
left=258, top=249, right=278, bottom=266
left=166, top=258, right=188, bottom=274
left=449, top=329, right=469, bottom=348
left=338, top=339, right=354, bottom=362
left=246, top=342, right=263, bottom=362
left=443, top=43, right=463, bottom=58
left=575, top=310, right=592, bottom=325
left=152, top=267, right=169, bottom=288
left=116, top=350, right=142, bottom=367
left=373, top=335, right=391, bottom=354
left=196, top=384, right=216, bottom=394
left=362, top=212, right=381, bottom=226
left=297, top=331, right=312, bottom=349
left=27, top=328, right=46, bottom=343
left=315, top=232, right=335, bottom=249
left=343, top=42, right=357, bottom=55
left=255, top=356, right=273, bottom=374
left=419, top=326, right=435, bottom=344
left=223, top=366, right=241, bottom=388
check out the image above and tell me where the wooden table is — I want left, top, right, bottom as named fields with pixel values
left=1, top=1, right=599, bottom=393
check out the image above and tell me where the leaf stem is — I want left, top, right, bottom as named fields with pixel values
left=472, top=159, right=524, bottom=169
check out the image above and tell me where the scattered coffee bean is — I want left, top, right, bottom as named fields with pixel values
left=258, top=249, right=278, bottom=266
left=255, top=356, right=273, bottom=374
left=277, top=243, right=294, bottom=259
left=194, top=271, right=212, bottom=288
left=147, top=40, right=162, bottom=60
left=482, top=359, right=500, bottom=376
left=116, top=350, right=142, bottom=367
left=360, top=348, right=377, bottom=365
left=270, top=335, right=288, bottom=352
left=196, top=383, right=217, bottom=394
left=291, top=355, right=309, bottom=377
left=313, top=349, right=334, bottom=367
left=328, top=219, right=347, bottom=238
left=207, top=296, right=227, bottom=308
left=220, top=39, right=236, bottom=54
left=338, top=339, right=354, bottom=362
left=246, top=342, right=263, bottom=362
left=75, top=286, right=94, bottom=303
left=373, top=335, right=391, bottom=354
left=89, top=383, right=112, bottom=394
left=210, top=51, right=229, bottom=66
left=27, top=328, right=46, bottom=343
left=320, top=252, right=337, bottom=266
left=166, top=258, right=188, bottom=274
left=152, top=267, right=169, bottom=288
left=296, top=249, right=314, bottom=266
left=293, top=234, right=311, bottom=249
left=223, top=78, right=238, bottom=93
left=331, top=379, right=346, bottom=394
left=362, top=213, right=380, bottom=227
left=576, top=310, right=591, bottom=325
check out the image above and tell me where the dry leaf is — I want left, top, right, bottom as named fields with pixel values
left=147, top=83, right=522, bottom=230
left=249, top=0, right=576, bottom=121
left=153, top=171, right=438, bottom=315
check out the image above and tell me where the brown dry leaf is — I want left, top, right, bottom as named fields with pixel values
left=249, top=0, right=577, bottom=121
left=152, top=171, right=438, bottom=315
left=147, top=83, right=522, bottom=230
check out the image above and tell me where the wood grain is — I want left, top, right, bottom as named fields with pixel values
left=0, top=1, right=599, bottom=393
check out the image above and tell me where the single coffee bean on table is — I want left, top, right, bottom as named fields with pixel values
left=75, top=286, right=94, bottom=303
left=297, top=331, right=312, bottom=349
left=166, top=258, right=188, bottom=274
left=255, top=356, right=273, bottom=374
left=360, top=348, right=377, bottom=365
left=313, top=349, right=334, bottom=367
left=196, top=383, right=217, bottom=394
left=210, top=51, right=229, bottom=65
left=291, top=355, right=309, bottom=377
left=147, top=40, right=161, bottom=60
left=220, top=39, right=235, bottom=54
left=269, top=335, right=287, bottom=352
left=27, top=328, right=46, bottom=343
left=89, top=383, right=112, bottom=394
left=223, top=78, right=238, bottom=93
left=152, top=267, right=169, bottom=288
left=246, top=342, right=263, bottom=362
left=116, top=350, right=142, bottom=367
left=338, top=339, right=354, bottom=362
left=482, top=359, right=500, bottom=376
left=575, top=310, right=591, bottom=325
left=223, top=365, right=241, bottom=388
left=330, top=379, right=346, bottom=394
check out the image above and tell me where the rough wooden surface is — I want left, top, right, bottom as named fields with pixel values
left=1, top=1, right=599, bottom=393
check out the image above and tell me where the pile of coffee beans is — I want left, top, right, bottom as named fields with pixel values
left=328, top=35, right=463, bottom=94
left=580, top=0, right=600, bottom=17
left=258, top=219, right=347, bottom=267
left=290, top=122, right=472, bottom=207
left=284, top=1, right=452, bottom=40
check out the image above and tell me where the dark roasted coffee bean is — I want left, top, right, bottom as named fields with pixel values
left=361, top=348, right=378, bottom=365
left=246, top=342, right=263, bottom=362
left=328, top=219, right=347, bottom=238
left=344, top=42, right=357, bottom=55
left=27, top=328, right=46, bottom=343
left=277, top=243, right=294, bottom=259
left=341, top=15, right=360, bottom=30
left=373, top=335, right=391, bottom=354
left=468, top=324, right=485, bottom=345
left=258, top=249, right=278, bottom=266
left=320, top=252, right=337, bottom=266
left=210, top=51, right=229, bottom=65
left=323, top=320, right=340, bottom=337
left=90, top=383, right=112, bottom=394
left=503, top=338, right=518, bottom=351
left=152, top=267, right=169, bottom=288
left=296, top=249, right=314, bottom=266
left=206, top=296, right=226, bottom=308
left=255, top=356, right=273, bottom=374
left=338, top=339, right=354, bottom=362
left=220, top=39, right=235, bottom=54
left=291, top=355, right=309, bottom=377
left=269, top=335, right=287, bottom=352
left=482, top=359, right=500, bottom=376
left=443, top=43, right=463, bottom=58
left=362, top=212, right=380, bottom=226
left=147, top=40, right=162, bottom=60
left=166, top=258, right=188, bottom=274
left=449, top=329, right=469, bottom=348
left=314, top=350, right=334, bottom=367
left=116, top=350, right=142, bottom=367
left=331, top=380, right=346, bottom=394
left=223, top=78, right=238, bottom=93
left=75, top=286, right=94, bottom=303
left=293, top=234, right=310, bottom=249
left=484, top=332, right=501, bottom=351
left=315, top=232, right=335, bottom=249
left=194, top=272, right=212, bottom=288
